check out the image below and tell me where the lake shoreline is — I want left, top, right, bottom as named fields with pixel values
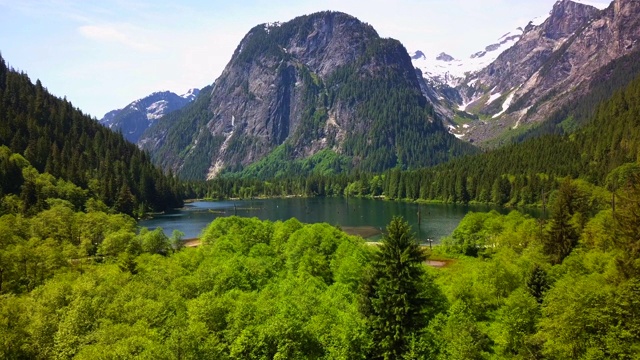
left=140, top=198, right=539, bottom=244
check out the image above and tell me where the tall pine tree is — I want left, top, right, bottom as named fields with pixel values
left=543, top=178, right=580, bottom=264
left=365, top=216, right=431, bottom=359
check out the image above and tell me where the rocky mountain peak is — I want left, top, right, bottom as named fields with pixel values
left=436, top=52, right=455, bottom=62
left=451, top=0, right=640, bottom=145
left=140, top=11, right=471, bottom=180
left=544, top=0, right=601, bottom=40
left=232, top=11, right=378, bottom=79
left=411, top=50, right=426, bottom=60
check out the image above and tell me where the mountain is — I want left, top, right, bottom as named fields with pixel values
left=411, top=24, right=527, bottom=88
left=451, top=0, right=640, bottom=144
left=100, top=89, right=200, bottom=143
left=0, top=53, right=183, bottom=215
left=408, top=15, right=551, bottom=135
left=140, top=11, right=476, bottom=180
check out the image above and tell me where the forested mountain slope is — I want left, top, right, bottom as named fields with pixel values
left=379, top=70, right=640, bottom=205
left=140, top=11, right=476, bottom=180
left=186, top=69, right=640, bottom=204
left=0, top=54, right=182, bottom=215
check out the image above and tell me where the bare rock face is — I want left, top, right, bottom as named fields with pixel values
left=465, top=0, right=601, bottom=105
left=200, top=13, right=379, bottom=177
left=458, top=0, right=640, bottom=145
left=140, top=11, right=469, bottom=179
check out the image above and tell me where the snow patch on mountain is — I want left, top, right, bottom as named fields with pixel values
left=181, top=88, right=200, bottom=102
left=146, top=100, right=169, bottom=120
left=410, top=1, right=602, bottom=87
left=487, top=92, right=502, bottom=104
left=411, top=26, right=524, bottom=86
left=493, top=92, right=516, bottom=118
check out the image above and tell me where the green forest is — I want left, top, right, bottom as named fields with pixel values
left=2, top=170, right=640, bottom=358
left=2, top=37, right=640, bottom=358
left=0, top=55, right=183, bottom=217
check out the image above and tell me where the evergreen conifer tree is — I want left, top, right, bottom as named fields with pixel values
left=367, top=216, right=429, bottom=359
left=543, top=179, right=580, bottom=264
left=526, top=264, right=550, bottom=304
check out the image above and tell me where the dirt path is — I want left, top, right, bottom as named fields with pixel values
left=424, top=259, right=454, bottom=268
left=183, top=238, right=201, bottom=247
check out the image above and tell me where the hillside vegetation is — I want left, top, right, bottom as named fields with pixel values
left=2, top=170, right=640, bottom=359
left=0, top=54, right=182, bottom=216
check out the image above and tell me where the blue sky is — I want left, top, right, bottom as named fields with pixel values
left=0, top=0, right=611, bottom=118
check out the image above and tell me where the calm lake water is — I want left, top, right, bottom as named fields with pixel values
left=139, top=198, right=520, bottom=244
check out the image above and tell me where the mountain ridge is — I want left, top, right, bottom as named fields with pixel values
left=431, top=0, right=640, bottom=145
left=100, top=88, right=200, bottom=143
left=140, top=11, right=476, bottom=180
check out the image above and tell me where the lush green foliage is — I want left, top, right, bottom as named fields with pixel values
left=0, top=216, right=378, bottom=359
left=224, top=147, right=352, bottom=181
left=2, top=164, right=640, bottom=358
left=362, top=217, right=441, bottom=359
left=433, top=169, right=640, bottom=359
left=0, top=54, right=182, bottom=214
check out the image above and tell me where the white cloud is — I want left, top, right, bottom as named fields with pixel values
left=78, top=24, right=160, bottom=52
left=4, top=0, right=612, bottom=118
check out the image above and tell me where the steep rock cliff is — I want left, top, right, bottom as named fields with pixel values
left=141, top=11, right=475, bottom=179
left=459, top=0, right=640, bottom=144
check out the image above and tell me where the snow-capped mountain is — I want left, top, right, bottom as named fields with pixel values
left=411, top=0, right=612, bottom=89
left=411, top=25, right=526, bottom=87
left=409, top=0, right=629, bottom=145
left=409, top=5, right=564, bottom=89
left=181, top=88, right=200, bottom=102
left=437, top=0, right=638, bottom=146
left=100, top=89, right=200, bottom=144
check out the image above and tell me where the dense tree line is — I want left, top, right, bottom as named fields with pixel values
left=434, top=168, right=640, bottom=359
left=0, top=209, right=439, bottom=359
left=0, top=54, right=182, bottom=215
left=188, top=71, right=640, bottom=210
left=2, top=164, right=639, bottom=358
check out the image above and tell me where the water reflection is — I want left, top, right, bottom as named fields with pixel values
left=140, top=198, right=536, bottom=244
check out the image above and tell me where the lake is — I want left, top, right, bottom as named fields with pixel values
left=139, top=197, right=518, bottom=244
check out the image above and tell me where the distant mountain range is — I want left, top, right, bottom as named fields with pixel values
left=413, top=0, right=639, bottom=145
left=100, top=0, right=640, bottom=180
left=99, top=89, right=200, bottom=143
left=136, top=11, right=475, bottom=180
left=411, top=24, right=527, bottom=88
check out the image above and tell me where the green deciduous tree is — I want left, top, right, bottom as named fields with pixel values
left=139, top=228, right=170, bottom=256
left=611, top=168, right=640, bottom=278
